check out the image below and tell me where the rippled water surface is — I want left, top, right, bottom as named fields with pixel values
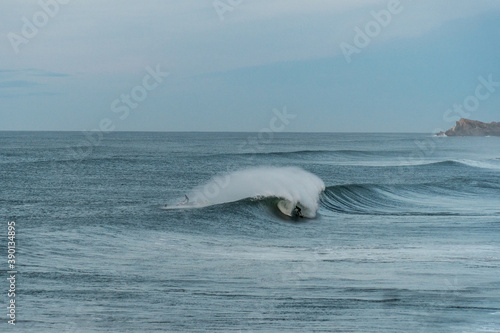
left=1, top=132, right=499, bottom=332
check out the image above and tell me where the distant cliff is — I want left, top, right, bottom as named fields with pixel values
left=438, top=119, right=500, bottom=136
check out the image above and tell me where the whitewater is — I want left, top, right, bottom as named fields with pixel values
left=169, top=167, right=325, bottom=218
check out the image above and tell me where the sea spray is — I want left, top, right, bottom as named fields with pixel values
left=185, top=167, right=325, bottom=218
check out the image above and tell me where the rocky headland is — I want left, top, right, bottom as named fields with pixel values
left=438, top=118, right=500, bottom=136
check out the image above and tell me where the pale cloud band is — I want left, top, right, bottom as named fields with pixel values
left=2, top=0, right=498, bottom=75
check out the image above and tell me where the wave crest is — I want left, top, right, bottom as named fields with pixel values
left=180, top=167, right=325, bottom=218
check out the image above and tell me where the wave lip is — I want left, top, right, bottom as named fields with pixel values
left=178, top=167, right=325, bottom=218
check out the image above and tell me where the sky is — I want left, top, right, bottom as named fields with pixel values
left=1, top=0, right=500, bottom=132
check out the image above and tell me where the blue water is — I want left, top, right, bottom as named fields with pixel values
left=1, top=132, right=499, bottom=332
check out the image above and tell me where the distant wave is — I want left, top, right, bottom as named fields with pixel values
left=405, top=159, right=500, bottom=170
left=0, top=155, right=141, bottom=165
left=199, top=150, right=500, bottom=171
left=208, top=149, right=405, bottom=159
left=454, top=159, right=500, bottom=170
left=165, top=167, right=325, bottom=218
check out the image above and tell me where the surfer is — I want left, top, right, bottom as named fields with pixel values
left=294, top=205, right=303, bottom=218
left=176, top=195, right=190, bottom=206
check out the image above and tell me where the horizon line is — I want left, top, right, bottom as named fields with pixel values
left=0, top=130, right=436, bottom=134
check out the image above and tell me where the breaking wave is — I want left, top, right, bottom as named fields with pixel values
left=165, top=167, right=325, bottom=218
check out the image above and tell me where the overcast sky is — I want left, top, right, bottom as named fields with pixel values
left=1, top=0, right=500, bottom=132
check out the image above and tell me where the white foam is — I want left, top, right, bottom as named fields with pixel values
left=186, top=166, right=325, bottom=218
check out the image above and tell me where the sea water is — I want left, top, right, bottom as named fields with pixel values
left=0, top=132, right=499, bottom=332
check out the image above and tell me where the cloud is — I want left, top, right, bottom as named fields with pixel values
left=0, top=68, right=69, bottom=78
left=29, top=69, right=70, bottom=77
left=0, top=68, right=69, bottom=98
left=0, top=80, right=40, bottom=88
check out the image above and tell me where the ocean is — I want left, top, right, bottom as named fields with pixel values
left=1, top=131, right=499, bottom=332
